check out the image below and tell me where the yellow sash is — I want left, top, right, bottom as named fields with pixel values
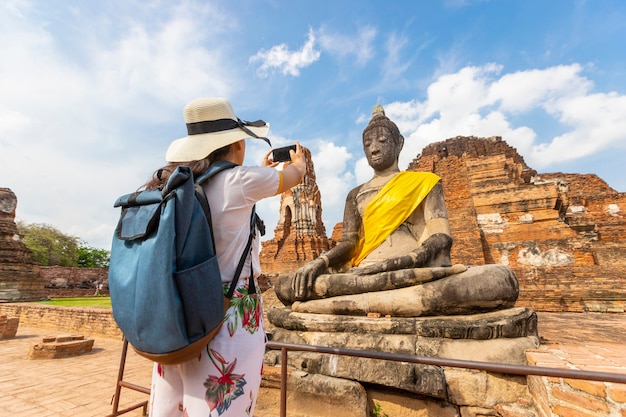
left=351, top=171, right=440, bottom=266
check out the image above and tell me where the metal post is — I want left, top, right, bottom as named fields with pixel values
left=280, top=347, right=288, bottom=417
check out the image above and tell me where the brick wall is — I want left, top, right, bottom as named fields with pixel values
left=41, top=266, right=108, bottom=289
left=0, top=303, right=121, bottom=338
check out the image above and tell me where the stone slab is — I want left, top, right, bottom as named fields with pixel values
left=268, top=306, right=538, bottom=340
left=285, top=371, right=369, bottom=417
left=268, top=326, right=539, bottom=364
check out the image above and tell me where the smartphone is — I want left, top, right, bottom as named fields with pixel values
left=272, top=145, right=296, bottom=162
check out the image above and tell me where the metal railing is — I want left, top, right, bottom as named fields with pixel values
left=266, top=340, right=626, bottom=417
left=108, top=339, right=626, bottom=417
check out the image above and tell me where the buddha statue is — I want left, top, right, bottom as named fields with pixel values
left=274, top=105, right=519, bottom=316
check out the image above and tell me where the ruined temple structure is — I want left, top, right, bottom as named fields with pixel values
left=408, top=136, right=626, bottom=313
left=0, top=188, right=47, bottom=302
left=260, top=146, right=334, bottom=275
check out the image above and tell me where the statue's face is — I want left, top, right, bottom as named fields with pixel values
left=363, top=126, right=400, bottom=171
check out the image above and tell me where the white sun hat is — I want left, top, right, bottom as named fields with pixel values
left=165, top=97, right=271, bottom=162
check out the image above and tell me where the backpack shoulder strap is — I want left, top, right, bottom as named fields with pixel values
left=193, top=160, right=239, bottom=240
left=195, top=160, right=238, bottom=185
left=226, top=205, right=260, bottom=299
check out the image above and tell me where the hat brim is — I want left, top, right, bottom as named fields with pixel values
left=165, top=124, right=270, bottom=162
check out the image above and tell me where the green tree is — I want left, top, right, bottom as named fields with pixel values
left=77, top=244, right=110, bottom=268
left=17, top=222, right=79, bottom=267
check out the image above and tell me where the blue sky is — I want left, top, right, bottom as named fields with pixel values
left=1, top=0, right=625, bottom=250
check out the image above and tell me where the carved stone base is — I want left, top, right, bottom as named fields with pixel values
left=268, top=306, right=537, bottom=340
left=265, top=307, right=539, bottom=402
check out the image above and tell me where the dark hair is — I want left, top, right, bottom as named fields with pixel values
left=142, top=144, right=233, bottom=190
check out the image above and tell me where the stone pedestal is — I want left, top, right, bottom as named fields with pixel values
left=265, top=307, right=539, bottom=414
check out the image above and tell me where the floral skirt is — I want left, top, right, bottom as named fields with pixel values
left=149, top=277, right=265, bottom=417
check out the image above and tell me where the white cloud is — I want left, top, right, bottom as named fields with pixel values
left=380, top=63, right=626, bottom=171
left=382, top=32, right=410, bottom=80
left=310, top=141, right=354, bottom=231
left=317, top=25, right=377, bottom=65
left=249, top=28, right=321, bottom=77
left=0, top=2, right=249, bottom=249
left=488, top=64, right=592, bottom=113
left=312, top=141, right=353, bottom=208
left=0, top=107, right=30, bottom=135
left=529, top=91, right=626, bottom=165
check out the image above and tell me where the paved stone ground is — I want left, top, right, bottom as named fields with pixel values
left=1, top=312, right=624, bottom=417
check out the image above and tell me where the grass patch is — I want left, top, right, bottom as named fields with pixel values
left=36, top=297, right=112, bottom=309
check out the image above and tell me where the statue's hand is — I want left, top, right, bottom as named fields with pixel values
left=293, top=258, right=326, bottom=300
left=349, top=248, right=429, bottom=275
left=349, top=261, right=386, bottom=275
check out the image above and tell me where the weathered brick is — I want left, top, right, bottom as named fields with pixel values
left=552, top=404, right=598, bottom=417
left=551, top=386, right=610, bottom=413
left=0, top=315, right=20, bottom=339
left=608, top=383, right=626, bottom=403
left=526, top=351, right=561, bottom=366
left=0, top=304, right=122, bottom=338
left=528, top=375, right=551, bottom=417
left=563, top=378, right=607, bottom=399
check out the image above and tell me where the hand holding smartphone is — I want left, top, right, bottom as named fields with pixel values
left=272, top=145, right=297, bottom=162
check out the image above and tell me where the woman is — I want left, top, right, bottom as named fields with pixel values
left=147, top=97, right=305, bottom=417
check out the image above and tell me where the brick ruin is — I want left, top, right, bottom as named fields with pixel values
left=27, top=335, right=95, bottom=359
left=407, top=136, right=626, bottom=313
left=261, top=136, right=625, bottom=314
left=0, top=188, right=47, bottom=302
left=260, top=147, right=334, bottom=275
left=41, top=266, right=109, bottom=297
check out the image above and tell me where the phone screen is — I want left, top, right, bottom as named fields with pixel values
left=272, top=145, right=296, bottom=162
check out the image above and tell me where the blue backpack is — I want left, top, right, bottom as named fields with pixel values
left=108, top=161, right=258, bottom=364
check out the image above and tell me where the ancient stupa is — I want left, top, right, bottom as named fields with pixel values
left=260, top=146, right=334, bottom=275
left=0, top=188, right=47, bottom=301
left=409, top=135, right=626, bottom=313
